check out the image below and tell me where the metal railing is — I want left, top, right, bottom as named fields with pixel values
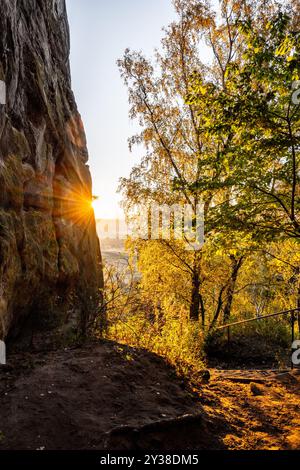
left=217, top=308, right=300, bottom=369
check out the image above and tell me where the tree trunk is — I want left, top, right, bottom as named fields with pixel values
left=209, top=285, right=226, bottom=331
left=190, top=270, right=201, bottom=322
left=200, top=294, right=205, bottom=328
left=223, top=255, right=244, bottom=323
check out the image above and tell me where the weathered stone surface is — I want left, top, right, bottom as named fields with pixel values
left=0, top=0, right=103, bottom=339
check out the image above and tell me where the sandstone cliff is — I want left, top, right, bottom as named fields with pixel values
left=0, top=0, right=103, bottom=339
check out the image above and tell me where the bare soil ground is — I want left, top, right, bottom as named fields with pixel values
left=0, top=340, right=299, bottom=450
left=198, top=368, right=300, bottom=450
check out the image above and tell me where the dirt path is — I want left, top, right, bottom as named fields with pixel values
left=197, top=368, right=300, bottom=450
left=0, top=341, right=299, bottom=450
left=0, top=341, right=200, bottom=450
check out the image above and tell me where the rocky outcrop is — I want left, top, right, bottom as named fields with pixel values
left=0, top=0, right=103, bottom=340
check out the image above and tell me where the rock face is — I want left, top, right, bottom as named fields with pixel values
left=0, top=0, right=103, bottom=340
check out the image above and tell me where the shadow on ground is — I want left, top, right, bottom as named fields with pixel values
left=0, top=340, right=227, bottom=450
left=0, top=340, right=299, bottom=450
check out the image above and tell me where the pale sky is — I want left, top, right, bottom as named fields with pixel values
left=66, top=0, right=176, bottom=218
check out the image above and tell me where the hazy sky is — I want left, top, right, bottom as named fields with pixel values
left=66, top=0, right=176, bottom=218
